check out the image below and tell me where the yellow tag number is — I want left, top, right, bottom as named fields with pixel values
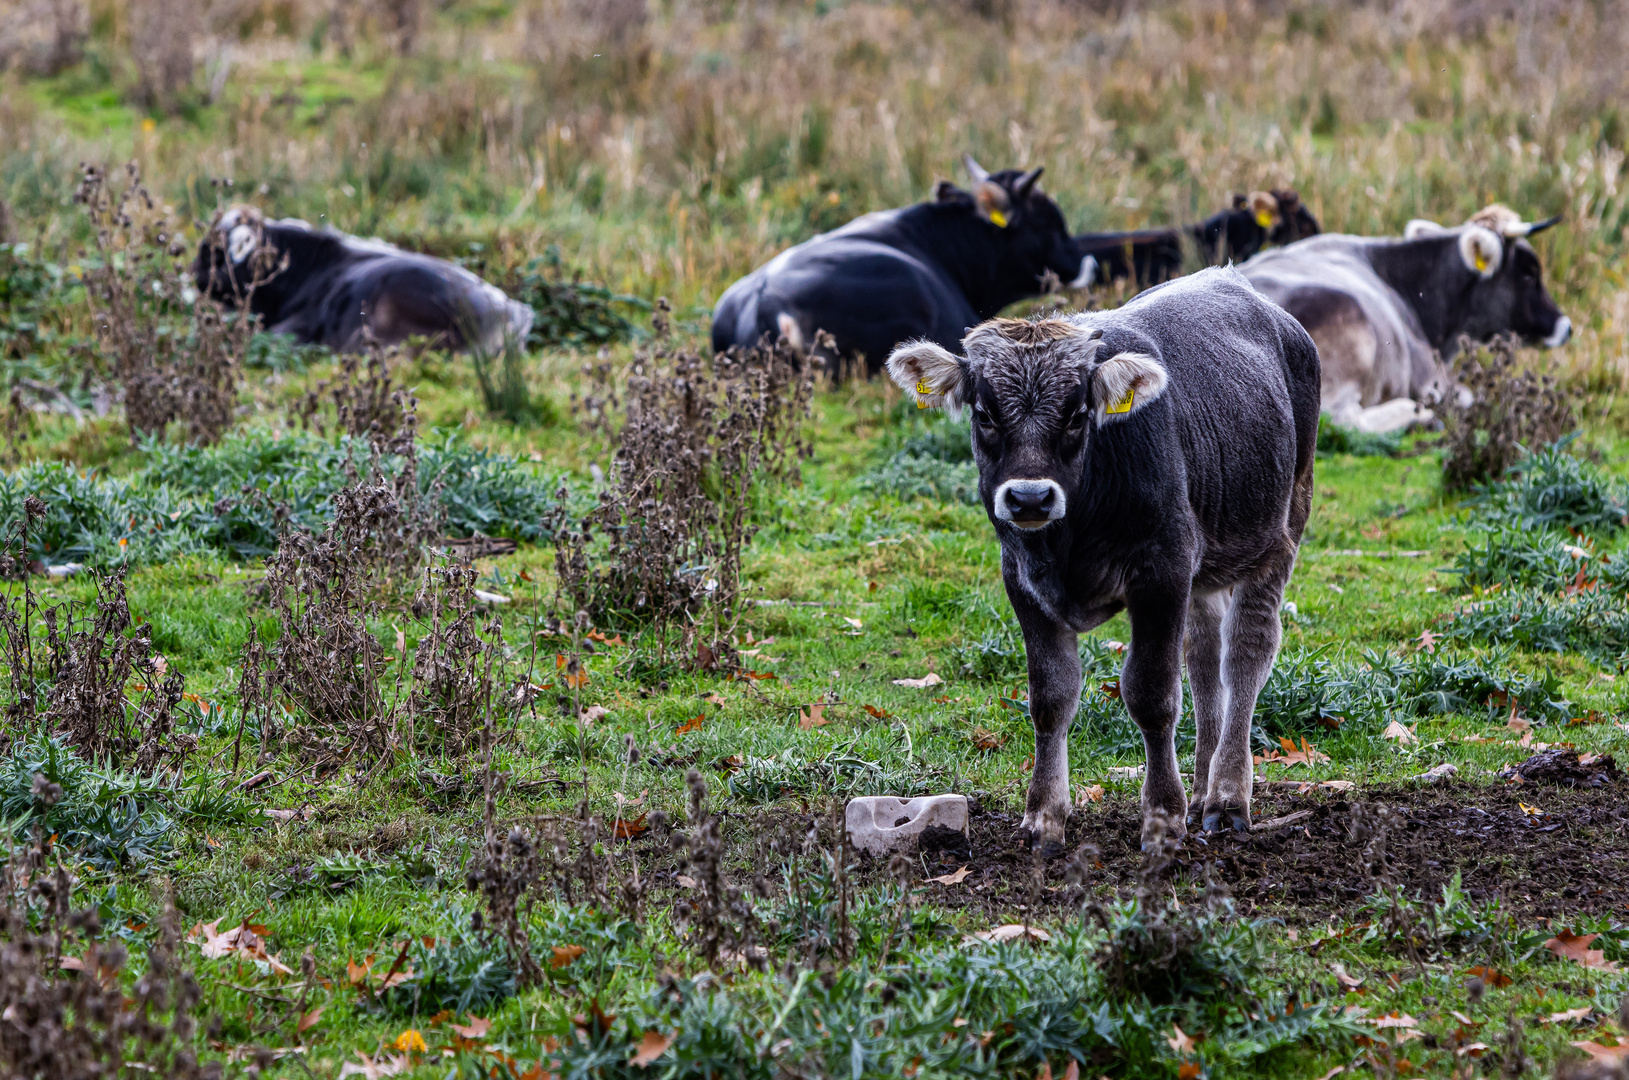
left=1105, top=388, right=1135, bottom=415
left=916, top=379, right=932, bottom=395
left=988, top=209, right=1009, bottom=228
left=1255, top=209, right=1275, bottom=229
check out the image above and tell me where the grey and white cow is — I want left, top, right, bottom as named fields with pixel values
left=887, top=268, right=1319, bottom=849
left=1240, top=204, right=1569, bottom=434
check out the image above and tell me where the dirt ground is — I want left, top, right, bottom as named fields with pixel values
left=822, top=764, right=1629, bottom=923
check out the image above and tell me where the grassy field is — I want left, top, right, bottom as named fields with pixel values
left=4, top=0, right=1629, bottom=1077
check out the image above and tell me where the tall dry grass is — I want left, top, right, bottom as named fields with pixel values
left=2, top=0, right=1627, bottom=384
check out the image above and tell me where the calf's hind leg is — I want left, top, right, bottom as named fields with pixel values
left=1184, top=589, right=1228, bottom=823
left=1201, top=554, right=1294, bottom=833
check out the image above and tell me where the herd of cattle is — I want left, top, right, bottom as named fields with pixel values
left=197, top=155, right=1569, bottom=434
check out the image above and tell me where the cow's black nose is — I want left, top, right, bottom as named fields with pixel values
left=1003, top=481, right=1058, bottom=517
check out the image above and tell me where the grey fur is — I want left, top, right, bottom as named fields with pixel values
left=890, top=267, right=1319, bottom=849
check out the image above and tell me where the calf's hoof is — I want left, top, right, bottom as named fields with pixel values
left=1019, top=808, right=1067, bottom=857
left=1200, top=805, right=1252, bottom=834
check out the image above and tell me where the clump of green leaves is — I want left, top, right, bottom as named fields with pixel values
left=1316, top=416, right=1401, bottom=458
left=860, top=412, right=979, bottom=504
left=378, top=931, right=517, bottom=1019
left=515, top=248, right=649, bottom=351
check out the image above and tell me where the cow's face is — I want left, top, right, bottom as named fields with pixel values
left=947, top=159, right=1097, bottom=290
left=1267, top=189, right=1321, bottom=246
left=885, top=318, right=1168, bottom=531
left=1406, top=208, right=1570, bottom=349
left=193, top=205, right=289, bottom=303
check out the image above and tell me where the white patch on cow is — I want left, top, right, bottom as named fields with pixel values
left=1544, top=315, right=1573, bottom=348
left=1091, top=351, right=1167, bottom=425
left=227, top=224, right=258, bottom=264
left=775, top=312, right=805, bottom=353
left=1458, top=226, right=1503, bottom=278
left=1067, top=254, right=1099, bottom=290
left=1403, top=218, right=1445, bottom=240
left=992, top=478, right=1067, bottom=529
left=886, top=339, right=965, bottom=415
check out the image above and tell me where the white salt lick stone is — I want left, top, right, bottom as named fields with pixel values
left=845, top=794, right=969, bottom=858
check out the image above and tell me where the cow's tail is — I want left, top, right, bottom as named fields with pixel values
left=1283, top=320, right=1321, bottom=542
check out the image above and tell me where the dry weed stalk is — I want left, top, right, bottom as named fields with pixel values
left=1441, top=335, right=1579, bottom=490
left=406, top=561, right=488, bottom=756
left=127, top=0, right=197, bottom=111
left=549, top=301, right=812, bottom=655
left=75, top=163, right=265, bottom=446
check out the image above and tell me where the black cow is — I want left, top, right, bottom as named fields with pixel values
left=194, top=206, right=534, bottom=353
left=1074, top=189, right=1321, bottom=290
left=709, top=157, right=1094, bottom=370
left=1240, top=204, right=1569, bottom=433
left=886, top=268, right=1320, bottom=849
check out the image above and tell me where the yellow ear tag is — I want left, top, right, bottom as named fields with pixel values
left=1255, top=210, right=1275, bottom=228
left=988, top=209, right=1009, bottom=228
left=915, top=378, right=932, bottom=408
left=1104, top=387, right=1135, bottom=415
left=1474, top=252, right=1489, bottom=273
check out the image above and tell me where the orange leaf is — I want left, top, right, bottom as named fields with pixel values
left=1166, top=1024, right=1197, bottom=1055
left=1572, top=1042, right=1629, bottom=1063
left=1178, top=1065, right=1202, bottom=1080
left=551, top=944, right=586, bottom=968
left=393, top=1028, right=427, bottom=1053
left=630, top=1030, right=673, bottom=1067
left=1466, top=965, right=1512, bottom=988
left=1100, top=680, right=1121, bottom=700
left=614, top=813, right=649, bottom=840
left=297, top=1005, right=325, bottom=1033
left=970, top=727, right=1007, bottom=752
left=927, top=866, right=971, bottom=885
left=862, top=704, right=893, bottom=719
left=448, top=1015, right=491, bottom=1039
left=798, top=702, right=830, bottom=730
left=1544, top=930, right=1622, bottom=971
left=1076, top=784, right=1105, bottom=805
left=346, top=957, right=371, bottom=986
left=676, top=715, right=705, bottom=735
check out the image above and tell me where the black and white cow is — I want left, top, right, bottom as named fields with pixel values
left=1240, top=204, right=1569, bottom=433
left=194, top=207, right=534, bottom=353
left=887, top=268, right=1319, bottom=849
left=1073, top=189, right=1321, bottom=290
left=710, top=157, right=1094, bottom=370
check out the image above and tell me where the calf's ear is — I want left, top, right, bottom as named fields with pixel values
left=1091, top=352, right=1168, bottom=425
left=887, top=340, right=967, bottom=415
left=1458, top=225, right=1504, bottom=278
left=1248, top=190, right=1281, bottom=229
left=973, top=182, right=1013, bottom=228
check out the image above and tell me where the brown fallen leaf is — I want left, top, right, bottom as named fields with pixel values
left=798, top=702, right=831, bottom=730
left=189, top=918, right=294, bottom=976
left=1099, top=680, right=1121, bottom=700
left=1176, top=1064, right=1201, bottom=1080
left=1371, top=1013, right=1422, bottom=1030
left=1572, top=1041, right=1629, bottom=1063
left=614, top=813, right=649, bottom=840
left=337, top=1050, right=410, bottom=1078
left=893, top=673, right=944, bottom=689
left=1544, top=930, right=1622, bottom=971
left=733, top=669, right=778, bottom=682
left=970, top=727, right=1007, bottom=752
left=675, top=715, right=704, bottom=735
left=631, top=1030, right=673, bottom=1067
left=967, top=924, right=1051, bottom=945
left=702, top=693, right=727, bottom=706
left=1381, top=720, right=1419, bottom=745
left=448, top=1015, right=491, bottom=1039
left=297, top=1005, right=325, bottom=1033
left=1506, top=716, right=1532, bottom=734
left=927, top=866, right=971, bottom=886
left=1465, top=965, right=1512, bottom=988
left=552, top=944, right=586, bottom=968
left=1543, top=1007, right=1592, bottom=1024
left=862, top=704, right=894, bottom=720
left=1166, top=1024, right=1196, bottom=1054
left=1413, top=629, right=1439, bottom=653
left=1255, top=736, right=1329, bottom=767
left=1331, top=963, right=1364, bottom=993
left=1076, top=784, right=1105, bottom=805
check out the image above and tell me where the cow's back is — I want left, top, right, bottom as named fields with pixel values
left=1084, top=267, right=1319, bottom=569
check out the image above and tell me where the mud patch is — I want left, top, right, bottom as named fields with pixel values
left=846, top=779, right=1629, bottom=924
left=1498, top=748, right=1618, bottom=788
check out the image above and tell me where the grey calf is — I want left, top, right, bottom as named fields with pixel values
left=887, top=268, right=1320, bottom=848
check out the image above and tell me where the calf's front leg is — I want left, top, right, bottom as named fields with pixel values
left=1015, top=616, right=1081, bottom=856
left=1122, top=584, right=1190, bottom=846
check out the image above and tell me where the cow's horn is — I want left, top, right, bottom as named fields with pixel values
left=1015, top=166, right=1044, bottom=198
left=1519, top=214, right=1563, bottom=237
left=963, top=154, right=990, bottom=184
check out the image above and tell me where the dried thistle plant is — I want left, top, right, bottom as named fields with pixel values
left=549, top=301, right=813, bottom=655
left=1441, top=335, right=1579, bottom=491
left=75, top=163, right=265, bottom=446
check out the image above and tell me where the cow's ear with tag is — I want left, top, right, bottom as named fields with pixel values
left=1459, top=225, right=1504, bottom=278
left=1248, top=190, right=1281, bottom=230
left=973, top=182, right=1013, bottom=228
left=887, top=340, right=967, bottom=415
left=1091, top=351, right=1168, bottom=425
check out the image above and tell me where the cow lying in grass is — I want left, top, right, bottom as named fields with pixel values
left=887, top=268, right=1319, bottom=849
left=194, top=206, right=535, bottom=354
left=1240, top=204, right=1568, bottom=434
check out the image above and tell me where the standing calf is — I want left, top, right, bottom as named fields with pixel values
left=887, top=268, right=1319, bottom=849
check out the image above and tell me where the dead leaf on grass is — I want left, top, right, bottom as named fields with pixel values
left=1573, top=1042, right=1629, bottom=1063
left=1166, top=1024, right=1197, bottom=1054
left=1177, top=1065, right=1200, bottom=1080
left=926, top=866, right=971, bottom=886
left=188, top=918, right=294, bottom=976
left=675, top=715, right=704, bottom=735
left=337, top=1050, right=410, bottom=1078
left=1413, top=629, right=1439, bottom=653
left=448, top=1015, right=492, bottom=1039
left=970, top=727, right=1007, bottom=752
left=1076, top=784, right=1105, bottom=805
left=1507, top=716, right=1532, bottom=733
left=893, top=672, right=944, bottom=689
left=1543, top=1007, right=1593, bottom=1024
left=1331, top=963, right=1364, bottom=993
left=798, top=701, right=831, bottom=730
left=631, top=1030, right=673, bottom=1067
left=552, top=944, right=586, bottom=968
left=1381, top=720, right=1419, bottom=745
left=297, top=1006, right=325, bottom=1033
left=1255, top=736, right=1329, bottom=767
left=614, top=813, right=649, bottom=840
left=1544, top=930, right=1622, bottom=971
left=1465, top=966, right=1512, bottom=988
left=862, top=704, right=894, bottom=719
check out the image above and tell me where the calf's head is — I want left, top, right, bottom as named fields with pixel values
left=192, top=205, right=294, bottom=314
left=886, top=317, right=1167, bottom=531
left=1402, top=205, right=1570, bottom=349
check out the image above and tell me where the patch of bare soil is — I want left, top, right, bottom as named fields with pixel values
left=839, top=776, right=1629, bottom=924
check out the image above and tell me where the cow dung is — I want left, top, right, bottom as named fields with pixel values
left=1498, top=748, right=1618, bottom=787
